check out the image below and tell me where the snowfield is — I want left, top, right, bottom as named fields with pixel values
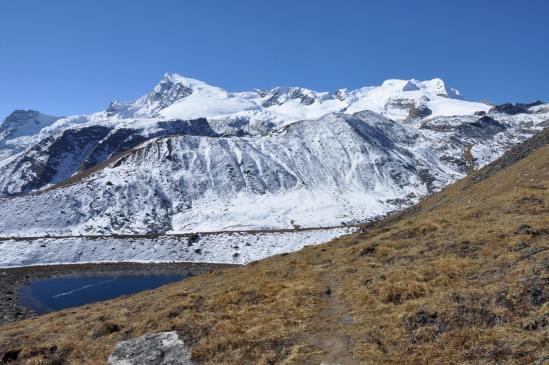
left=0, top=227, right=355, bottom=268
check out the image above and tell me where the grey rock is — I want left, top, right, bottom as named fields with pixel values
left=107, top=331, right=194, bottom=365
left=490, top=101, right=544, bottom=115
left=519, top=247, right=546, bottom=260
left=260, top=87, right=317, bottom=107
left=515, top=224, right=537, bottom=235
left=532, top=355, right=549, bottom=365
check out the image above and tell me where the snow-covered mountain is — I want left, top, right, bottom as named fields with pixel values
left=0, top=74, right=547, bottom=236
left=102, top=74, right=490, bottom=127
left=0, top=110, right=61, bottom=163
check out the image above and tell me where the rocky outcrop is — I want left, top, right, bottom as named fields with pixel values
left=384, top=97, right=432, bottom=120
left=107, top=331, right=194, bottom=365
left=490, top=101, right=544, bottom=115
left=259, top=87, right=317, bottom=107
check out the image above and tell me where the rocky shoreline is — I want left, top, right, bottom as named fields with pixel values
left=0, top=262, right=233, bottom=325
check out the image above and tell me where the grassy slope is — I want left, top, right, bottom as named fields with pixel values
left=0, top=135, right=547, bottom=364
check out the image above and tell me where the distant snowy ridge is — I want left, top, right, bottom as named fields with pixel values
left=100, top=74, right=491, bottom=126
left=0, top=74, right=547, bottom=236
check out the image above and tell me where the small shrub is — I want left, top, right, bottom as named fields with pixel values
left=188, top=233, right=200, bottom=245
left=89, top=321, right=120, bottom=339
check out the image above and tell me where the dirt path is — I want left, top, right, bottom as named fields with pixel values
left=306, top=258, right=359, bottom=365
left=0, top=224, right=359, bottom=242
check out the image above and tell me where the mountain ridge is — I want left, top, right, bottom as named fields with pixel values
left=0, top=75, right=547, bottom=236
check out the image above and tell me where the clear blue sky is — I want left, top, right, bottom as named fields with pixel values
left=1, top=0, right=548, bottom=119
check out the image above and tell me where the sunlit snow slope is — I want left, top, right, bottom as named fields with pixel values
left=0, top=74, right=547, bottom=236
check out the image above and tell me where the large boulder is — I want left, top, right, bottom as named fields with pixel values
left=107, top=331, right=194, bottom=365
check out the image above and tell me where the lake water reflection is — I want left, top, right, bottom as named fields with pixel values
left=18, top=272, right=188, bottom=314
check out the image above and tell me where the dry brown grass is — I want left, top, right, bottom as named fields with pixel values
left=0, top=144, right=547, bottom=364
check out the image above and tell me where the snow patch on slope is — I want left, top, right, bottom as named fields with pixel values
left=0, top=227, right=354, bottom=268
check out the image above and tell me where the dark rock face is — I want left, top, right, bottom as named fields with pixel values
left=80, top=128, right=148, bottom=170
left=411, top=104, right=433, bottom=119
left=149, top=78, right=194, bottom=110
left=420, top=115, right=506, bottom=137
left=0, top=118, right=218, bottom=196
left=107, top=331, right=194, bottom=365
left=420, top=115, right=507, bottom=147
left=457, top=116, right=507, bottom=139
left=384, top=97, right=432, bottom=120
left=14, top=125, right=112, bottom=194
left=490, top=101, right=544, bottom=115
left=260, top=87, right=316, bottom=107
left=289, top=88, right=316, bottom=105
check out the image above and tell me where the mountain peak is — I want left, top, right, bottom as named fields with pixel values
left=412, top=78, right=462, bottom=99
left=3, top=109, right=43, bottom=121
left=106, top=74, right=207, bottom=118
left=159, top=73, right=221, bottom=92
left=379, top=78, right=462, bottom=99
left=402, top=80, right=420, bottom=92
left=149, top=74, right=195, bottom=101
left=161, top=73, right=201, bottom=86
left=0, top=110, right=60, bottom=141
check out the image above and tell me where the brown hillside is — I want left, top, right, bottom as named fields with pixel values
left=0, top=129, right=548, bottom=364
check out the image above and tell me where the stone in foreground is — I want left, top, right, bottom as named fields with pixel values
left=107, top=331, right=193, bottom=365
